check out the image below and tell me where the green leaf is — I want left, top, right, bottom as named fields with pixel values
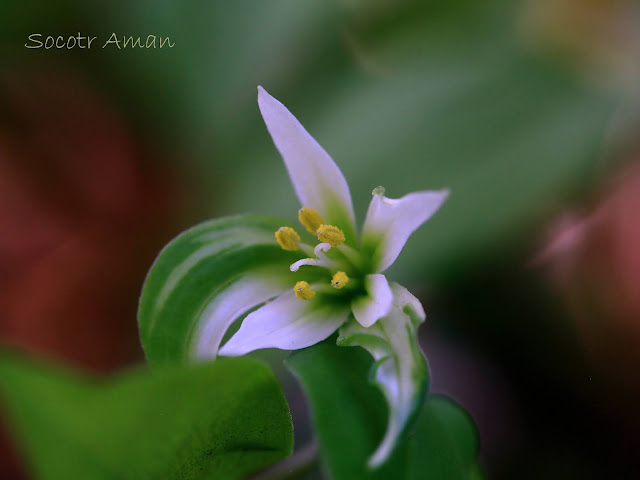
left=287, top=341, right=480, bottom=480
left=408, top=396, right=483, bottom=480
left=286, top=340, right=407, bottom=480
left=0, top=352, right=293, bottom=480
left=138, top=214, right=312, bottom=368
left=337, top=282, right=428, bottom=468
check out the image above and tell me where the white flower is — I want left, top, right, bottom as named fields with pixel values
left=209, top=87, right=448, bottom=467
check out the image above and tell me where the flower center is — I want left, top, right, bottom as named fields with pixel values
left=275, top=207, right=360, bottom=300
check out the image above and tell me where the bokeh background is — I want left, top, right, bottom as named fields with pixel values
left=1, top=0, right=640, bottom=478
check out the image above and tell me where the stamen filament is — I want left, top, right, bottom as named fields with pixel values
left=336, top=244, right=364, bottom=271
left=299, top=243, right=316, bottom=257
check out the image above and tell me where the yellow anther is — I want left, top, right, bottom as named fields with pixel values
left=275, top=227, right=300, bottom=251
left=294, top=281, right=316, bottom=300
left=298, top=207, right=324, bottom=234
left=331, top=271, right=349, bottom=289
left=316, top=224, right=345, bottom=247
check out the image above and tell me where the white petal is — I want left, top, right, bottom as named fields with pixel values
left=350, top=274, right=393, bottom=328
left=154, top=224, right=276, bottom=311
left=257, top=86, right=356, bottom=237
left=191, top=273, right=290, bottom=359
left=361, top=189, right=449, bottom=272
left=338, top=282, right=428, bottom=468
left=219, top=291, right=349, bottom=356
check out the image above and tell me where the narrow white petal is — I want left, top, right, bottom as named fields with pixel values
left=350, top=274, right=393, bottom=328
left=361, top=189, right=449, bottom=273
left=338, top=282, right=427, bottom=468
left=155, top=225, right=275, bottom=311
left=219, top=291, right=349, bottom=356
left=257, top=86, right=356, bottom=237
left=191, top=273, right=289, bottom=359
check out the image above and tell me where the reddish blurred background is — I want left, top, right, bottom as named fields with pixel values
left=0, top=65, right=183, bottom=478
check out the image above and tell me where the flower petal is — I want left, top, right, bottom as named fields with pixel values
left=219, top=291, right=350, bottom=356
left=350, top=274, right=393, bottom=328
left=257, top=86, right=356, bottom=241
left=361, top=189, right=449, bottom=273
left=191, top=272, right=290, bottom=360
left=338, top=282, right=427, bottom=468
left=138, top=214, right=306, bottom=368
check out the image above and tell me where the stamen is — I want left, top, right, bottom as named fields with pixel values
left=275, top=226, right=300, bottom=251
left=316, top=225, right=345, bottom=247
left=331, top=271, right=349, bottom=289
left=294, top=281, right=315, bottom=300
left=298, top=207, right=324, bottom=234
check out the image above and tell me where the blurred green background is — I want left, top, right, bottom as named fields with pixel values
left=2, top=0, right=640, bottom=478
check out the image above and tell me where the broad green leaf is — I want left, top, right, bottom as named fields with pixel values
left=287, top=341, right=480, bottom=479
left=408, top=396, right=483, bottom=480
left=0, top=352, right=293, bottom=480
left=138, top=214, right=320, bottom=368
